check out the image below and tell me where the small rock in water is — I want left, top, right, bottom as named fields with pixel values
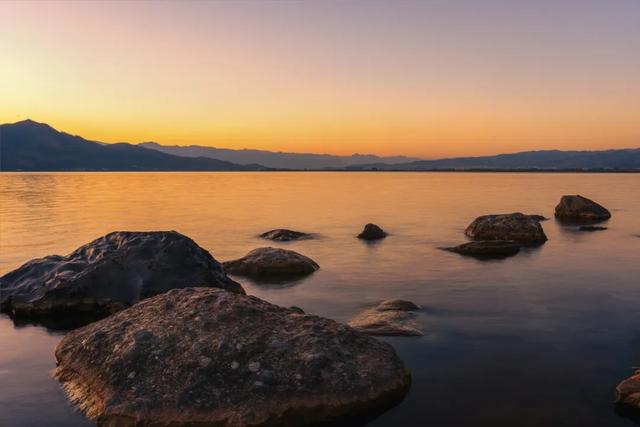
left=464, top=213, right=547, bottom=244
left=442, top=240, right=521, bottom=259
left=259, top=229, right=314, bottom=242
left=223, top=247, right=319, bottom=281
left=578, top=225, right=607, bottom=232
left=616, top=370, right=640, bottom=410
left=554, top=195, right=611, bottom=222
left=357, top=223, right=387, bottom=240
left=349, top=299, right=422, bottom=336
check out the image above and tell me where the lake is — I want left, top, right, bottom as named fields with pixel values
left=1, top=172, right=639, bottom=427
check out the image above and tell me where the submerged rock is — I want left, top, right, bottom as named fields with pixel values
left=578, top=225, right=608, bottom=232
left=0, top=231, right=243, bottom=324
left=357, top=223, right=387, bottom=241
left=55, top=288, right=411, bottom=426
left=616, top=370, right=640, bottom=410
left=223, top=247, right=319, bottom=280
left=554, top=195, right=611, bottom=222
left=443, top=240, right=521, bottom=259
left=464, top=213, right=547, bottom=244
left=349, top=299, right=422, bottom=336
left=259, top=229, right=314, bottom=242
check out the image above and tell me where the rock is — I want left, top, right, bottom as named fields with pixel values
left=54, top=288, right=411, bottom=426
left=0, top=231, right=243, bottom=325
left=357, top=223, right=387, bottom=240
left=554, top=195, right=611, bottom=222
left=349, top=299, right=422, bottom=336
left=464, top=213, right=547, bottom=244
left=259, top=229, right=314, bottom=242
left=616, top=370, right=640, bottom=410
left=578, top=225, right=608, bottom=232
left=443, top=240, right=521, bottom=259
left=223, top=247, right=319, bottom=281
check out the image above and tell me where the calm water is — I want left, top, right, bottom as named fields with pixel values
left=1, top=172, right=639, bottom=427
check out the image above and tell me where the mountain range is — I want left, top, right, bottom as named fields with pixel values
left=1, top=119, right=638, bottom=172
left=139, top=142, right=419, bottom=169
left=0, top=120, right=265, bottom=171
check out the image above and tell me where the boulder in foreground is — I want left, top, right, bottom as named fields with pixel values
left=464, top=213, right=547, bottom=244
left=443, top=240, right=521, bottom=259
left=357, top=223, right=387, bottom=241
left=616, top=370, right=640, bottom=410
left=223, top=247, right=319, bottom=280
left=259, top=229, right=314, bottom=241
left=0, top=231, right=243, bottom=324
left=554, top=195, right=611, bottom=222
left=55, top=288, right=411, bottom=426
left=349, top=299, right=422, bottom=336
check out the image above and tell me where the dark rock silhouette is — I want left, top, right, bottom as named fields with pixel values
left=259, top=229, right=314, bottom=242
left=443, top=240, right=521, bottom=259
left=616, top=370, right=640, bottom=410
left=578, top=225, right=608, bottom=232
left=465, top=213, right=547, bottom=244
left=349, top=299, right=422, bottom=336
left=554, top=195, right=611, bottom=222
left=357, top=223, right=387, bottom=240
left=223, top=247, right=319, bottom=280
left=0, top=231, right=243, bottom=325
left=55, top=288, right=411, bottom=426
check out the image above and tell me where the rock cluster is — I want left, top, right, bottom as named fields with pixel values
left=349, top=299, right=422, bottom=336
left=55, top=288, right=411, bottom=427
left=223, top=247, right=319, bottom=281
left=0, top=231, right=243, bottom=323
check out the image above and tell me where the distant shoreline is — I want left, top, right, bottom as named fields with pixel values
left=1, top=169, right=639, bottom=173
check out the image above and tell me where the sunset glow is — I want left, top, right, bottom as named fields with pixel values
left=1, top=0, right=639, bottom=157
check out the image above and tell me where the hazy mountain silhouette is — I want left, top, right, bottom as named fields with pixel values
left=139, top=142, right=420, bottom=169
left=0, top=120, right=267, bottom=171
left=346, top=149, right=640, bottom=171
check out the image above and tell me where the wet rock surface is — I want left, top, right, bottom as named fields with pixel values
left=54, top=288, right=411, bottom=426
left=357, top=223, right=387, bottom=240
left=259, top=229, right=314, bottom=242
left=554, top=195, right=611, bottom=222
left=464, top=213, right=547, bottom=244
left=616, top=370, right=640, bottom=410
left=443, top=240, right=521, bottom=259
left=578, top=225, right=608, bottom=232
left=0, top=231, right=243, bottom=324
left=223, top=247, right=319, bottom=281
left=349, top=299, right=422, bottom=336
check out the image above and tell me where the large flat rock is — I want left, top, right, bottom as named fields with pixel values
left=0, top=231, right=243, bottom=325
left=55, top=288, right=411, bottom=426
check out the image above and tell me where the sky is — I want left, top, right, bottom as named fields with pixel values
left=1, top=0, right=639, bottom=158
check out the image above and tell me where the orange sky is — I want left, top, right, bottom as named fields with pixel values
left=1, top=1, right=638, bottom=158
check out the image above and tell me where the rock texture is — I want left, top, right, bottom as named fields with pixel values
left=464, top=213, right=547, bottom=244
left=578, top=225, right=608, bottom=232
left=616, top=370, right=640, bottom=410
left=0, top=231, right=243, bottom=323
left=554, top=195, right=611, bottom=222
left=349, top=300, right=422, bottom=336
left=54, top=288, right=411, bottom=426
left=259, top=229, right=314, bottom=242
left=357, top=223, right=387, bottom=241
left=223, top=247, right=319, bottom=281
left=443, top=240, right=521, bottom=259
